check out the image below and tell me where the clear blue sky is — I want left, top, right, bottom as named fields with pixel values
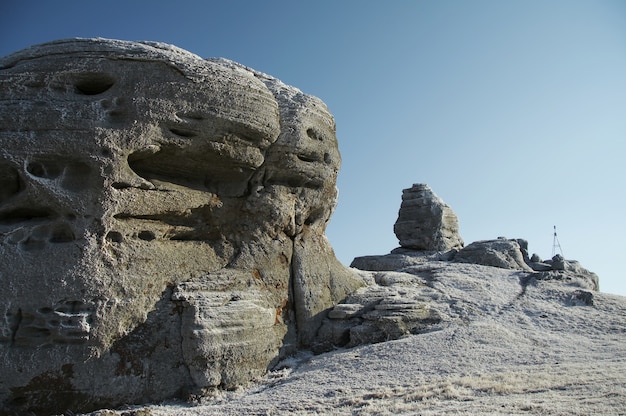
left=2, top=1, right=625, bottom=296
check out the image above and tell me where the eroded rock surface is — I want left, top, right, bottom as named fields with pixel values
left=337, top=184, right=600, bottom=353
left=393, top=183, right=464, bottom=251
left=0, top=39, right=605, bottom=416
left=0, top=38, right=364, bottom=415
left=331, top=248, right=600, bottom=352
left=315, top=270, right=443, bottom=352
left=454, top=238, right=533, bottom=271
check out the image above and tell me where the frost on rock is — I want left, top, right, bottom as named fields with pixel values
left=0, top=38, right=363, bottom=415
left=0, top=38, right=613, bottom=416
left=393, top=183, right=464, bottom=252
left=329, top=184, right=601, bottom=352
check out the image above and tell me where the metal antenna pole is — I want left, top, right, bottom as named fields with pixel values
left=552, top=225, right=563, bottom=257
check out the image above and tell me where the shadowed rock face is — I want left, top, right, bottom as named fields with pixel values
left=0, top=38, right=363, bottom=415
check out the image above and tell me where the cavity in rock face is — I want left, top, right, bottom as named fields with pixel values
left=0, top=38, right=363, bottom=415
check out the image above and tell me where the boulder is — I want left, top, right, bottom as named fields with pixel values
left=551, top=254, right=566, bottom=270
left=528, top=252, right=553, bottom=271
left=0, top=38, right=363, bottom=415
left=454, top=238, right=533, bottom=271
left=350, top=249, right=455, bottom=272
left=529, top=261, right=553, bottom=271
left=393, top=183, right=464, bottom=251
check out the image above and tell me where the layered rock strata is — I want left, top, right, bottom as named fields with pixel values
left=0, top=38, right=363, bottom=415
left=393, top=183, right=464, bottom=252
left=455, top=238, right=533, bottom=271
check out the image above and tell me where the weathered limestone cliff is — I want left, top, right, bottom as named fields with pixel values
left=0, top=38, right=363, bottom=415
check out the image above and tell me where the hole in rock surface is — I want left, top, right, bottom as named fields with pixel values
left=26, top=157, right=94, bottom=191
left=297, top=154, right=318, bottom=163
left=60, top=162, right=92, bottom=191
left=106, top=231, right=124, bottom=243
left=48, top=223, right=75, bottom=243
left=169, top=127, right=197, bottom=138
left=138, top=230, right=156, bottom=241
left=176, top=111, right=205, bottom=121
left=111, top=182, right=132, bottom=190
left=19, top=237, right=46, bottom=251
left=0, top=208, right=54, bottom=224
left=306, top=128, right=323, bottom=141
left=26, top=161, right=62, bottom=179
left=0, top=163, right=22, bottom=202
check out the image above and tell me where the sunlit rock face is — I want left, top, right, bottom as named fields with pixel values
left=0, top=38, right=363, bottom=415
left=455, top=238, right=533, bottom=271
left=393, top=183, right=464, bottom=252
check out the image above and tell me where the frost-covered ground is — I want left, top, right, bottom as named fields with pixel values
left=89, top=262, right=626, bottom=415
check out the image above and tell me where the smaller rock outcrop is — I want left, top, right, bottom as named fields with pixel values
left=350, top=249, right=451, bottom=271
left=314, top=271, right=442, bottom=352
left=454, top=238, right=533, bottom=271
left=550, top=254, right=566, bottom=270
left=338, top=183, right=601, bottom=354
left=393, top=184, right=463, bottom=252
left=531, top=257, right=600, bottom=291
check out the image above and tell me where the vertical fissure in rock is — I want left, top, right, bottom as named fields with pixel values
left=288, top=235, right=300, bottom=345
left=174, top=296, right=196, bottom=396
left=10, top=308, right=23, bottom=346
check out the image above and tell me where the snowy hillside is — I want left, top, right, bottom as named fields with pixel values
left=87, top=260, right=626, bottom=415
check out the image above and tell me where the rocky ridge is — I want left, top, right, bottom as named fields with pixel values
left=322, top=183, right=599, bottom=352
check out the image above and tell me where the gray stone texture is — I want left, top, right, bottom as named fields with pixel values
left=454, top=238, right=533, bottom=271
left=0, top=38, right=364, bottom=415
left=532, top=259, right=600, bottom=291
left=350, top=249, right=454, bottom=272
left=315, top=271, right=442, bottom=352
left=393, top=183, right=464, bottom=251
left=0, top=38, right=604, bottom=415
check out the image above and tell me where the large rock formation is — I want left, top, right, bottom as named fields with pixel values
left=1, top=38, right=606, bottom=415
left=393, top=183, right=464, bottom=252
left=0, top=38, right=364, bottom=415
